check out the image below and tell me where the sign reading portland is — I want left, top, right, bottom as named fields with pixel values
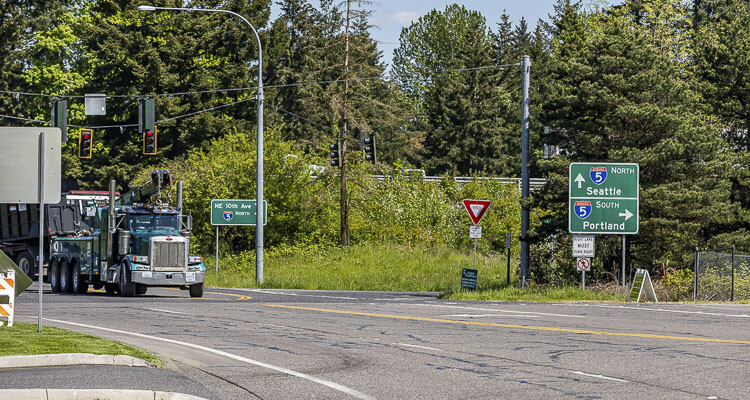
left=569, top=163, right=639, bottom=235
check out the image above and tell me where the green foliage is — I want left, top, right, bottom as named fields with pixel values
left=665, top=266, right=693, bottom=301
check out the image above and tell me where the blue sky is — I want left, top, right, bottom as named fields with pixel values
left=271, top=1, right=560, bottom=68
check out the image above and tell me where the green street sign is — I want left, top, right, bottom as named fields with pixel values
left=211, top=199, right=267, bottom=226
left=569, top=163, right=639, bottom=235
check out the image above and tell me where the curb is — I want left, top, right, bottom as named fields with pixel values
left=0, top=389, right=208, bottom=400
left=0, top=353, right=154, bottom=369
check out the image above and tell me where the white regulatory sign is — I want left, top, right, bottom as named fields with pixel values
left=572, top=235, right=595, bottom=257
left=469, top=225, right=482, bottom=239
left=576, top=257, right=591, bottom=272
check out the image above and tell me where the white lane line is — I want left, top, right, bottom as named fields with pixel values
left=412, top=303, right=584, bottom=318
left=44, top=318, right=375, bottom=400
left=571, top=371, right=628, bottom=383
left=572, top=304, right=750, bottom=318
left=393, top=343, right=444, bottom=352
left=440, top=314, right=539, bottom=318
left=144, top=308, right=189, bottom=315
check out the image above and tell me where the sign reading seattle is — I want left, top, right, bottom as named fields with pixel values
left=569, top=163, right=639, bottom=234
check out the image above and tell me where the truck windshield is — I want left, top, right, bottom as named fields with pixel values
left=128, top=214, right=179, bottom=233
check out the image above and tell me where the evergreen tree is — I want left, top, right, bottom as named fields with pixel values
left=393, top=5, right=515, bottom=176
left=538, top=0, right=738, bottom=272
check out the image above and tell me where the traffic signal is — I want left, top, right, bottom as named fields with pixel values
left=138, top=97, right=155, bottom=134
left=78, top=129, right=93, bottom=158
left=330, top=140, right=342, bottom=167
left=363, top=133, right=376, bottom=163
left=143, top=125, right=157, bottom=155
left=51, top=99, right=68, bottom=142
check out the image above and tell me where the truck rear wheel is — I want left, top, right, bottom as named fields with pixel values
left=72, top=263, right=88, bottom=294
left=15, top=252, right=35, bottom=279
left=119, top=264, right=135, bottom=297
left=189, top=283, right=203, bottom=298
left=49, top=259, right=60, bottom=293
left=60, top=260, right=73, bottom=294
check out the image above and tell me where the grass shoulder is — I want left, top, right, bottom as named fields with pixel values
left=0, top=322, right=161, bottom=366
left=205, top=243, right=629, bottom=302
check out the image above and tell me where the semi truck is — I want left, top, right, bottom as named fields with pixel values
left=1, top=170, right=206, bottom=297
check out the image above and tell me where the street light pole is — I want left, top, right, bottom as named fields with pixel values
left=138, top=6, right=265, bottom=284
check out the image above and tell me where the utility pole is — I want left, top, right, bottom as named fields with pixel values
left=339, top=0, right=351, bottom=246
left=520, top=55, right=531, bottom=288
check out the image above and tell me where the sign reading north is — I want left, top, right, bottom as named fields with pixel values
left=569, top=163, right=639, bottom=234
left=211, top=199, right=267, bottom=226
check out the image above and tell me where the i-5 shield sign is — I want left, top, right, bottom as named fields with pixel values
left=569, top=163, right=639, bottom=235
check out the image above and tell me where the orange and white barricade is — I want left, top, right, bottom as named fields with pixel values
left=0, top=270, right=14, bottom=327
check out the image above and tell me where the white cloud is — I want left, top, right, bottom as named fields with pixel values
left=389, top=11, right=420, bottom=25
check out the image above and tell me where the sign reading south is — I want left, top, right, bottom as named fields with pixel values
left=569, top=163, right=639, bottom=235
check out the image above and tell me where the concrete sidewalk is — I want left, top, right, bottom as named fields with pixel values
left=0, top=353, right=212, bottom=400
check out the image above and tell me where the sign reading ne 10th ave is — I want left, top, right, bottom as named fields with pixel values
left=569, top=163, right=639, bottom=235
left=211, top=199, right=267, bottom=226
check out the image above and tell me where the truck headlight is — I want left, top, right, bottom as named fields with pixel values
left=131, top=255, right=149, bottom=264
left=188, top=256, right=202, bottom=264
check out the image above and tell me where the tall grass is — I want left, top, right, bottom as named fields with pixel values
left=205, top=242, right=514, bottom=292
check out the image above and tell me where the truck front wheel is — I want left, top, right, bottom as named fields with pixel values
left=189, top=283, right=203, bottom=298
left=60, top=260, right=73, bottom=294
left=49, top=259, right=60, bottom=293
left=119, top=264, right=135, bottom=297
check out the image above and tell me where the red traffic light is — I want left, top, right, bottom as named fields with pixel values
left=83, top=133, right=90, bottom=140
left=147, top=131, right=154, bottom=136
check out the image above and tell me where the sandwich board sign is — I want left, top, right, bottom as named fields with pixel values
left=462, top=199, right=491, bottom=225
left=627, top=269, right=658, bottom=302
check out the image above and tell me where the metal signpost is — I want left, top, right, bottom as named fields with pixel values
left=505, top=232, right=511, bottom=285
left=570, top=163, right=639, bottom=286
left=0, top=127, right=62, bottom=332
left=462, top=199, right=491, bottom=271
left=576, top=257, right=591, bottom=289
left=210, top=199, right=267, bottom=275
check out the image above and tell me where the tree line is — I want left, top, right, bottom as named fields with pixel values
left=2, top=0, right=749, bottom=279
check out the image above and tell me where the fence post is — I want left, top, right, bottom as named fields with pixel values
left=694, top=247, right=699, bottom=301
left=731, top=245, right=735, bottom=302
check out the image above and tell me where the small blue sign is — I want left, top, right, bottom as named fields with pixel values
left=590, top=166, right=607, bottom=185
left=574, top=201, right=592, bottom=219
left=223, top=211, right=234, bottom=221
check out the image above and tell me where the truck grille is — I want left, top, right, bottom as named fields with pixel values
left=152, top=241, right=186, bottom=271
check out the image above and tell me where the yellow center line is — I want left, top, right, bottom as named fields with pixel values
left=90, top=288, right=251, bottom=301
left=264, top=304, right=750, bottom=345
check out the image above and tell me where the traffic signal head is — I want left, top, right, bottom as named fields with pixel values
left=363, top=133, right=376, bottom=163
left=329, top=141, right=342, bottom=167
left=143, top=125, right=157, bottom=155
left=78, top=129, right=93, bottom=158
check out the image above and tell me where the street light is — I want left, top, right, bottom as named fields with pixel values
left=138, top=5, right=266, bottom=283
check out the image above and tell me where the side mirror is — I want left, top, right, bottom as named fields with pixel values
left=187, top=215, right=192, bottom=231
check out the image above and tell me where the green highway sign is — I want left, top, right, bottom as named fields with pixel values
left=211, top=199, right=267, bottom=226
left=569, top=163, right=639, bottom=235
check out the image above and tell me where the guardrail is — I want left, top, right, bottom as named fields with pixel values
left=370, top=175, right=548, bottom=191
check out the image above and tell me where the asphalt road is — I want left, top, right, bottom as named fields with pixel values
left=9, top=284, right=750, bottom=399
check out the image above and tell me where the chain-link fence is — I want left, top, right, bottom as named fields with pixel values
left=694, top=247, right=750, bottom=301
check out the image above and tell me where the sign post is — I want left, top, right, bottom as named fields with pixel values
left=462, top=199, right=491, bottom=273
left=577, top=257, right=591, bottom=289
left=570, top=163, right=639, bottom=287
left=505, top=233, right=511, bottom=285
